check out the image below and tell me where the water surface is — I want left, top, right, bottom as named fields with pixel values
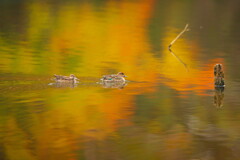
left=0, top=0, right=240, bottom=160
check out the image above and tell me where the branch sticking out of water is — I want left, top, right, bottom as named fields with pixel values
left=214, top=64, right=225, bottom=87
left=168, top=24, right=189, bottom=50
left=168, top=24, right=189, bottom=71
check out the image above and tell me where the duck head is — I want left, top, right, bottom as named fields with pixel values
left=70, top=74, right=79, bottom=80
left=117, top=72, right=127, bottom=77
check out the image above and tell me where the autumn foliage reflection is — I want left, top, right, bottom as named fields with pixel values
left=0, top=0, right=229, bottom=159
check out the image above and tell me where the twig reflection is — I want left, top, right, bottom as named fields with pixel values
left=168, top=48, right=189, bottom=71
left=214, top=87, right=224, bottom=108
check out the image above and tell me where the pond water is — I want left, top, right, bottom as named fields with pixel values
left=0, top=0, right=240, bottom=160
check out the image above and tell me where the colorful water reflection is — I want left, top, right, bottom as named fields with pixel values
left=0, top=0, right=240, bottom=160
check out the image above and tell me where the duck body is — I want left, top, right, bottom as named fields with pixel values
left=101, top=72, right=127, bottom=83
left=54, top=74, right=79, bottom=83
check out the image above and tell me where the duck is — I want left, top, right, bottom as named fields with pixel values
left=53, top=74, right=79, bottom=83
left=101, top=72, right=127, bottom=82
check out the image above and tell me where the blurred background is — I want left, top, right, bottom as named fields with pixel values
left=0, top=0, right=240, bottom=159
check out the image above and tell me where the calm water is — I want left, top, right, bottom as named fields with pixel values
left=0, top=0, right=240, bottom=160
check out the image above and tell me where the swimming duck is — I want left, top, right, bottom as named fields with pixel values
left=53, top=74, right=78, bottom=83
left=101, top=72, right=127, bottom=82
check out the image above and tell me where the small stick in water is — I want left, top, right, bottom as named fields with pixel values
left=168, top=24, right=189, bottom=50
left=214, top=64, right=225, bottom=87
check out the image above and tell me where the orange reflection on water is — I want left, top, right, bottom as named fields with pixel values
left=160, top=28, right=225, bottom=96
left=0, top=0, right=228, bottom=159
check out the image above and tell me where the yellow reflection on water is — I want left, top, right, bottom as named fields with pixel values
left=0, top=0, right=227, bottom=159
left=0, top=0, right=220, bottom=93
left=161, top=27, right=225, bottom=95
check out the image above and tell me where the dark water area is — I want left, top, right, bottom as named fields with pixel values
left=0, top=0, right=240, bottom=160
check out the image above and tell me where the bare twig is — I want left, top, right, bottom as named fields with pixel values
left=168, top=24, right=189, bottom=71
left=168, top=24, right=189, bottom=49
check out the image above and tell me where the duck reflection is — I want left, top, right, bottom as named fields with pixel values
left=50, top=81, right=78, bottom=88
left=100, top=81, right=127, bottom=89
left=214, top=87, right=224, bottom=108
